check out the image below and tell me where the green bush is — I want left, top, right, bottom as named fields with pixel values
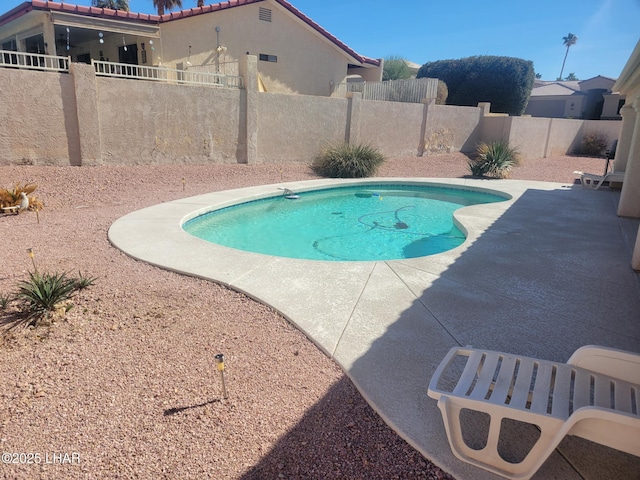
left=574, top=132, right=609, bottom=157
left=417, top=56, right=535, bottom=115
left=312, top=143, right=385, bottom=178
left=469, top=141, right=521, bottom=178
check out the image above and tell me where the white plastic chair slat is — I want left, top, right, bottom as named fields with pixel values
left=613, top=380, right=634, bottom=414
left=530, top=362, right=554, bottom=414
left=573, top=369, right=593, bottom=410
left=594, top=375, right=612, bottom=408
left=453, top=350, right=484, bottom=396
left=550, top=365, right=573, bottom=419
left=469, top=352, right=501, bottom=400
left=509, top=358, right=536, bottom=408
left=489, top=355, right=518, bottom=404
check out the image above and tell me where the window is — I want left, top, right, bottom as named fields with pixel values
left=259, top=7, right=272, bottom=22
left=259, top=53, right=277, bottom=63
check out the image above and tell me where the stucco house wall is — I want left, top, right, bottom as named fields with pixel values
left=160, top=2, right=352, bottom=96
left=0, top=1, right=381, bottom=98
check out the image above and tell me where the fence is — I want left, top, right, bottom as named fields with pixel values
left=185, top=60, right=240, bottom=77
left=332, top=77, right=438, bottom=103
left=93, top=59, right=243, bottom=88
left=0, top=49, right=69, bottom=72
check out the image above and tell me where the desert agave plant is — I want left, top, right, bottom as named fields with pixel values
left=469, top=141, right=521, bottom=178
left=312, top=143, right=385, bottom=178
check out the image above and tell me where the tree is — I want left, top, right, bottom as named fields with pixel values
left=153, top=0, right=183, bottom=15
left=92, top=0, right=129, bottom=10
left=382, top=56, right=416, bottom=81
left=558, top=33, right=578, bottom=81
left=564, top=72, right=579, bottom=81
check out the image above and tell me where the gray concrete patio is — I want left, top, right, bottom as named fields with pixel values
left=108, top=177, right=640, bottom=480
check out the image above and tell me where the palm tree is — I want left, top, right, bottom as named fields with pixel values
left=558, top=33, right=578, bottom=81
left=382, top=56, right=416, bottom=81
left=92, top=0, right=129, bottom=10
left=153, top=0, right=183, bottom=15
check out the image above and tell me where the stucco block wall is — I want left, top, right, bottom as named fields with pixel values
left=544, top=119, right=584, bottom=156
left=0, top=59, right=624, bottom=166
left=358, top=101, right=424, bottom=156
left=0, top=69, right=79, bottom=166
left=256, top=92, right=347, bottom=163
left=507, top=117, right=552, bottom=159
left=97, top=79, right=244, bottom=165
left=429, top=105, right=483, bottom=153
left=583, top=120, right=622, bottom=149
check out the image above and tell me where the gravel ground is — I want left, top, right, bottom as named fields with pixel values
left=0, top=153, right=607, bottom=479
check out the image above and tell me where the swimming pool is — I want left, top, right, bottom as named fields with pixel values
left=184, top=184, right=507, bottom=261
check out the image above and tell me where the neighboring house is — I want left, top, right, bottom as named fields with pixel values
left=525, top=75, right=625, bottom=120
left=0, top=0, right=382, bottom=96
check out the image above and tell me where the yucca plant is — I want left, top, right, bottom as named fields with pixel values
left=0, top=293, right=11, bottom=310
left=312, top=143, right=385, bottom=178
left=16, top=271, right=78, bottom=326
left=75, top=271, right=98, bottom=290
left=469, top=141, right=521, bottom=178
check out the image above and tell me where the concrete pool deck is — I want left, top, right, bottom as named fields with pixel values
left=108, top=177, right=640, bottom=480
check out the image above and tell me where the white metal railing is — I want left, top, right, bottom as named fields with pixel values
left=332, top=77, right=438, bottom=104
left=0, top=49, right=70, bottom=72
left=93, top=59, right=243, bottom=88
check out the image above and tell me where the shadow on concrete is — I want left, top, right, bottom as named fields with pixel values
left=342, top=183, right=640, bottom=479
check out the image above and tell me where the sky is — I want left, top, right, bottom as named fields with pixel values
left=3, top=0, right=639, bottom=80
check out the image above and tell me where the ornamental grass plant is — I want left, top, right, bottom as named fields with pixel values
left=312, top=143, right=385, bottom=178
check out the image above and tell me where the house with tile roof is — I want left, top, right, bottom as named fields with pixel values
left=0, top=0, right=382, bottom=96
left=524, top=75, right=624, bottom=120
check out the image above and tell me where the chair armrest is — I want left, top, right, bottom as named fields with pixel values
left=567, top=345, right=640, bottom=384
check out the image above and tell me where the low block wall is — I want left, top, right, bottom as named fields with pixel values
left=0, top=68, right=80, bottom=166
left=0, top=57, right=623, bottom=166
left=256, top=92, right=347, bottom=163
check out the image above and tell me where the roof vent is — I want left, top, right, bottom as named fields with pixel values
left=259, top=7, right=272, bottom=22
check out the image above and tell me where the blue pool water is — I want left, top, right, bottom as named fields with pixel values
left=184, top=184, right=506, bottom=261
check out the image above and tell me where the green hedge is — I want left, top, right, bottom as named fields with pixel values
left=417, top=56, right=535, bottom=115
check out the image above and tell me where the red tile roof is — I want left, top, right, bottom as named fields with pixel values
left=1, top=0, right=380, bottom=66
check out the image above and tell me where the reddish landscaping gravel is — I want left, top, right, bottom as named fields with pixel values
left=0, top=153, right=606, bottom=479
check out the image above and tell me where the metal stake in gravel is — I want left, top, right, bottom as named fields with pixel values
left=27, top=247, right=38, bottom=274
left=214, top=353, right=228, bottom=399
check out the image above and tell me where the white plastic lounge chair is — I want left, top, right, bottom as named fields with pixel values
left=578, top=170, right=625, bottom=190
left=428, top=346, right=640, bottom=480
